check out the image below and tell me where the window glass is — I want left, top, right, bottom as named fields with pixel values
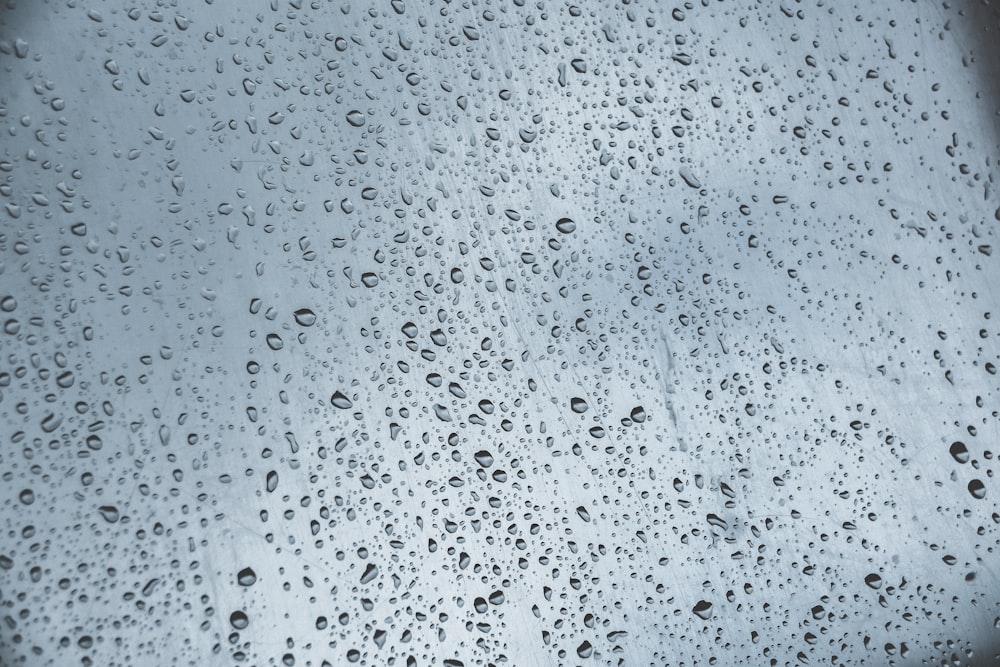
left=1, top=2, right=998, bottom=665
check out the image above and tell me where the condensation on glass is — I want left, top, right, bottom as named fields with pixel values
left=1, top=1, right=999, bottom=666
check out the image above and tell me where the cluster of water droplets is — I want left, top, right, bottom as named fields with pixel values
left=1, top=1, right=999, bottom=666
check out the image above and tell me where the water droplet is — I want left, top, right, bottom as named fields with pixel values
left=331, top=391, right=353, bottom=409
left=266, top=333, right=284, bottom=350
left=293, top=309, right=316, bottom=326
left=346, top=110, right=365, bottom=127
left=556, top=216, right=579, bottom=237
left=230, top=611, right=249, bottom=629
left=360, top=563, right=378, bottom=584
left=692, top=600, right=713, bottom=620
left=237, top=567, right=257, bottom=586
left=97, top=505, right=120, bottom=523
left=678, top=166, right=702, bottom=189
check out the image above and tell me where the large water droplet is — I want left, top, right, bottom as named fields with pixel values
left=331, top=391, right=353, bottom=409
left=293, top=309, right=316, bottom=326
left=555, top=217, right=576, bottom=233
left=692, top=600, right=713, bottom=620
left=97, top=505, right=120, bottom=523
left=237, top=567, right=257, bottom=586
left=346, top=110, right=365, bottom=127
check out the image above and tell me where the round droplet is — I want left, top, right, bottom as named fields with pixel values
left=237, top=567, right=257, bottom=586
left=864, top=573, right=882, bottom=589
left=19, top=489, right=34, bottom=505
left=0, top=296, right=16, bottom=312
left=346, top=110, right=365, bottom=127
left=629, top=406, right=646, bottom=423
left=969, top=479, right=986, bottom=499
left=555, top=217, right=576, bottom=233
left=293, top=309, right=316, bottom=326
left=450, top=267, right=465, bottom=284
left=949, top=441, right=970, bottom=464
left=266, top=333, right=283, bottom=350
left=230, top=611, right=249, bottom=629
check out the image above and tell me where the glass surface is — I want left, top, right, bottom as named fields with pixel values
left=1, top=1, right=999, bottom=665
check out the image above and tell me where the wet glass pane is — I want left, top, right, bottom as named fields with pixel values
left=2, top=1, right=999, bottom=665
